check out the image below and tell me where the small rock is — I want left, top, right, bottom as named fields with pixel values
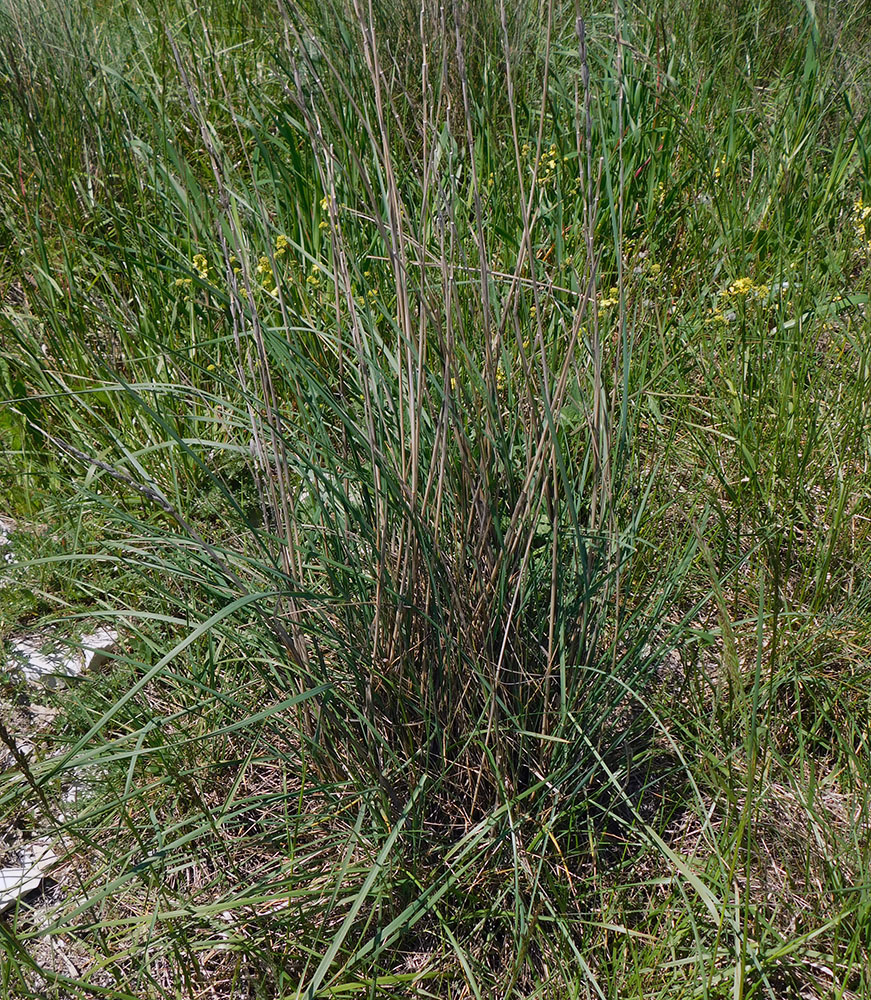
left=80, top=627, right=118, bottom=672
left=0, top=839, right=57, bottom=913
left=6, top=639, right=70, bottom=686
left=28, top=704, right=60, bottom=727
left=4, top=627, right=118, bottom=687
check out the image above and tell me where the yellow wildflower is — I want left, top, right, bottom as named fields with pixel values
left=598, top=291, right=619, bottom=318
left=192, top=253, right=209, bottom=280
left=721, top=277, right=767, bottom=300
left=726, top=276, right=755, bottom=296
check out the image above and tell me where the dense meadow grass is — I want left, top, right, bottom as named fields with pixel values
left=1, top=0, right=871, bottom=995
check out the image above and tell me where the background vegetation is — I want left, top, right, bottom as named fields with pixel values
left=1, top=0, right=870, bottom=995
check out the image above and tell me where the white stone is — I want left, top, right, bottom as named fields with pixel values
left=80, top=627, right=118, bottom=671
left=0, top=514, right=15, bottom=543
left=5, top=627, right=118, bottom=687
left=0, top=517, right=14, bottom=588
left=0, top=840, right=56, bottom=913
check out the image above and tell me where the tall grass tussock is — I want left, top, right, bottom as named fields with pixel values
left=1, top=0, right=871, bottom=996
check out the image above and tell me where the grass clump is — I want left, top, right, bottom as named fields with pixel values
left=1, top=0, right=871, bottom=997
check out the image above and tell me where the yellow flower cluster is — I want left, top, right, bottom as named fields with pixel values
left=598, top=286, right=620, bottom=317
left=192, top=253, right=209, bottom=280
left=318, top=197, right=335, bottom=231
left=245, top=236, right=292, bottom=294
left=705, top=307, right=730, bottom=325
left=521, top=142, right=562, bottom=187
left=539, top=143, right=559, bottom=184
left=171, top=230, right=338, bottom=305
left=721, top=276, right=768, bottom=299
left=256, top=253, right=278, bottom=294
left=705, top=275, right=770, bottom=324
left=173, top=252, right=210, bottom=298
